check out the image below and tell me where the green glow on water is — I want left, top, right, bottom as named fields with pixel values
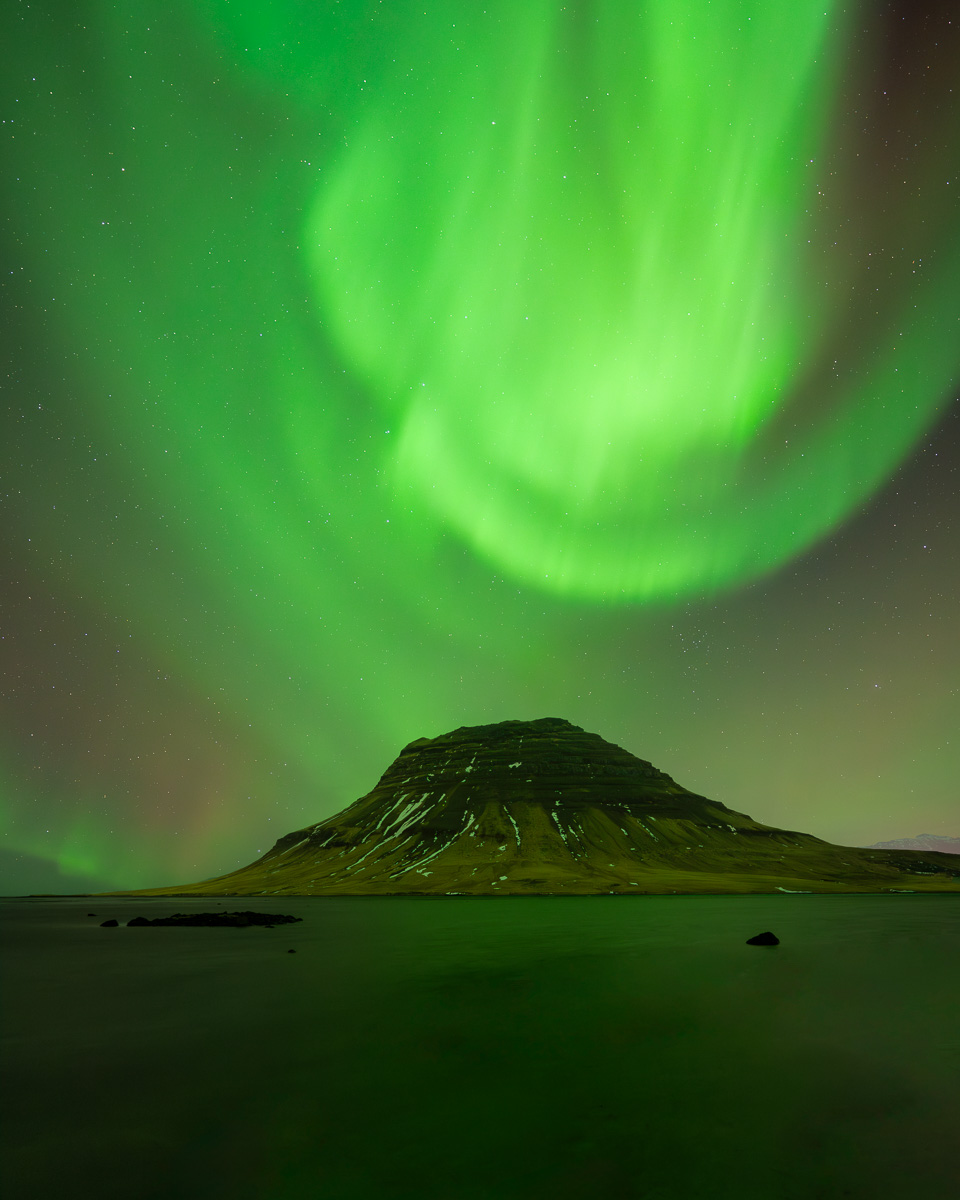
left=308, top=0, right=958, bottom=599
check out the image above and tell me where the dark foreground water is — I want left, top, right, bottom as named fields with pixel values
left=2, top=895, right=959, bottom=1200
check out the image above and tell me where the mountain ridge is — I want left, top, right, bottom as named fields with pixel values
left=106, top=718, right=960, bottom=896
left=866, top=834, right=960, bottom=855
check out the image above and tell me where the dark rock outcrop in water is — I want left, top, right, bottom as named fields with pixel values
left=126, top=911, right=302, bottom=927
left=106, top=717, right=960, bottom=897
left=746, top=931, right=780, bottom=946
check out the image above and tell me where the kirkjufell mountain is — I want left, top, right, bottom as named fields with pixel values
left=118, top=718, right=960, bottom=896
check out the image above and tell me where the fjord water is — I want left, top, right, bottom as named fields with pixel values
left=2, top=895, right=958, bottom=1200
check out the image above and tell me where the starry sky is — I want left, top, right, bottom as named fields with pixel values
left=2, top=0, right=958, bottom=894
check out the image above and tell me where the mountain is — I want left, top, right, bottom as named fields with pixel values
left=113, top=718, right=960, bottom=896
left=866, top=834, right=960, bottom=855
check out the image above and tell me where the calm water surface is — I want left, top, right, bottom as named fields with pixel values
left=2, top=894, right=959, bottom=1200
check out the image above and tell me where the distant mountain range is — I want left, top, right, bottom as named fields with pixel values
left=866, top=834, right=960, bottom=855
left=107, top=718, right=960, bottom=897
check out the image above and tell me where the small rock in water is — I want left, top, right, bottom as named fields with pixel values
left=100, top=919, right=118, bottom=928
left=287, top=949, right=296, bottom=954
left=746, top=931, right=780, bottom=946
left=87, top=913, right=96, bottom=917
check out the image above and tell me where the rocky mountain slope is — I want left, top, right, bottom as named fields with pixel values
left=114, top=718, right=960, bottom=896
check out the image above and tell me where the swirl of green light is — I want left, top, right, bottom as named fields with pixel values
left=307, top=0, right=959, bottom=602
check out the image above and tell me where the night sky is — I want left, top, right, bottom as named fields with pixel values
left=2, top=1, right=958, bottom=894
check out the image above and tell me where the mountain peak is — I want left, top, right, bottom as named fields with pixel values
left=399, top=717, right=584, bottom=755
left=114, top=719, right=960, bottom=897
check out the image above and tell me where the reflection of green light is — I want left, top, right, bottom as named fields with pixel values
left=308, top=0, right=958, bottom=600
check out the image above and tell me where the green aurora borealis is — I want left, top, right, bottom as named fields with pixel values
left=2, top=1, right=959, bottom=892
